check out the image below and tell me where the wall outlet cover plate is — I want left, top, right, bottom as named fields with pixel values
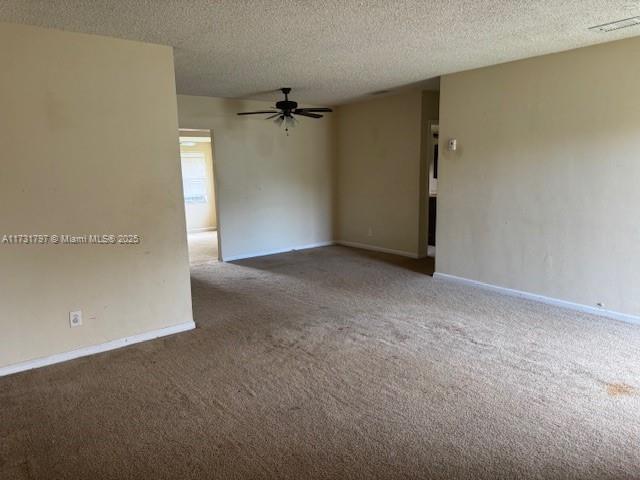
left=69, top=310, right=82, bottom=327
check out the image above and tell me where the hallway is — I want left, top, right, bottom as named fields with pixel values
left=187, top=231, right=218, bottom=266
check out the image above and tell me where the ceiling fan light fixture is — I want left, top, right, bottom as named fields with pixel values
left=237, top=88, right=333, bottom=133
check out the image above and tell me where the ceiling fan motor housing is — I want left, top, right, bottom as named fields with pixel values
left=275, top=100, right=298, bottom=113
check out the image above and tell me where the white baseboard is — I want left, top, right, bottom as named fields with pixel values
left=336, top=240, right=419, bottom=259
left=188, top=227, right=216, bottom=233
left=0, top=320, right=196, bottom=378
left=433, top=272, right=640, bottom=326
left=223, top=241, right=335, bottom=262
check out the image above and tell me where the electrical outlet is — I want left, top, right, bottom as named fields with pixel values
left=367, top=227, right=373, bottom=237
left=69, top=310, right=82, bottom=328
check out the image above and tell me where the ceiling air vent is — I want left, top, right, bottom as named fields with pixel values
left=589, top=16, right=640, bottom=32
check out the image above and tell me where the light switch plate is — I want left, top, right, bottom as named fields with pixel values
left=69, top=310, right=82, bottom=328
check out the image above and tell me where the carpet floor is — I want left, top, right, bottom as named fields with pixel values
left=187, top=230, right=219, bottom=266
left=1, top=246, right=640, bottom=479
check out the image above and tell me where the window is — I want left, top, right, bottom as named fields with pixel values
left=180, top=152, right=208, bottom=204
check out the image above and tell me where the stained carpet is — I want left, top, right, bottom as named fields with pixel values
left=1, top=246, right=640, bottom=479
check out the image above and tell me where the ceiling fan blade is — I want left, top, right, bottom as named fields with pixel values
left=237, top=110, right=278, bottom=116
left=295, top=108, right=332, bottom=113
left=295, top=111, right=323, bottom=119
left=266, top=113, right=281, bottom=119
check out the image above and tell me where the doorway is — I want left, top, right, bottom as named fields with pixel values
left=179, top=129, right=220, bottom=265
left=427, top=123, right=439, bottom=258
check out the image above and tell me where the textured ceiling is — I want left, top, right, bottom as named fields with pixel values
left=1, top=1, right=640, bottom=105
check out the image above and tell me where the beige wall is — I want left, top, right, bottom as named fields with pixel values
left=438, top=36, right=640, bottom=317
left=0, top=23, right=193, bottom=369
left=336, top=90, right=436, bottom=257
left=180, top=141, right=217, bottom=232
left=177, top=95, right=334, bottom=260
